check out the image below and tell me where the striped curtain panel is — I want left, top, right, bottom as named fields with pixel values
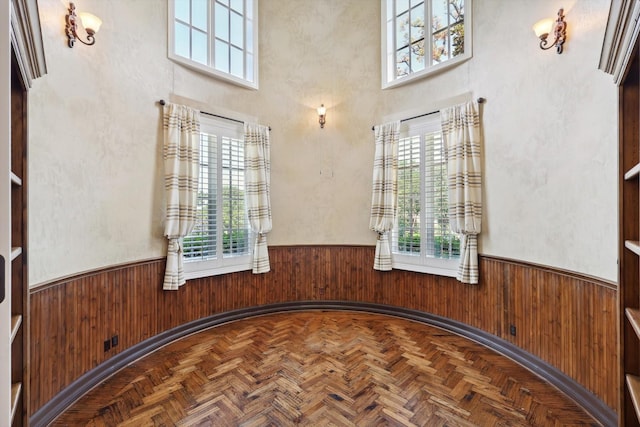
left=369, top=121, right=400, bottom=271
left=244, top=123, right=272, bottom=274
left=162, top=103, right=201, bottom=290
left=441, top=100, right=482, bottom=284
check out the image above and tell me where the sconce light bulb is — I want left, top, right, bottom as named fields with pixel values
left=79, top=12, right=102, bottom=34
left=533, top=18, right=553, bottom=39
left=66, top=3, right=101, bottom=47
left=317, top=104, right=326, bottom=129
left=534, top=9, right=566, bottom=54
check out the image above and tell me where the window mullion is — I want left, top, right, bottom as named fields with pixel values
left=446, top=1, right=452, bottom=58
left=425, top=0, right=432, bottom=68
left=243, top=0, right=247, bottom=79
left=216, top=134, right=224, bottom=258
left=227, top=3, right=232, bottom=74
left=388, top=0, right=396, bottom=83
left=209, top=0, right=214, bottom=67
left=188, top=0, right=193, bottom=59
left=226, top=141, right=233, bottom=257
left=419, top=133, right=428, bottom=260
left=206, top=134, right=216, bottom=259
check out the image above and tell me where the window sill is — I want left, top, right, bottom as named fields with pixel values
left=169, top=53, right=259, bottom=90
left=184, top=257, right=252, bottom=280
left=382, top=54, right=472, bottom=90
left=391, top=258, right=459, bottom=277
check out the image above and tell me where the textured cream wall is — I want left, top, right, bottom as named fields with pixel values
left=29, top=0, right=618, bottom=285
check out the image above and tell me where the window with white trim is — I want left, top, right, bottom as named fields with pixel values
left=183, top=116, right=252, bottom=279
left=382, top=0, right=471, bottom=89
left=392, top=113, right=459, bottom=276
left=168, top=0, right=258, bottom=89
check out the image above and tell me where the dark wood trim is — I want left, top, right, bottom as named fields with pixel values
left=618, top=39, right=640, bottom=427
left=29, top=257, right=165, bottom=292
left=31, top=301, right=616, bottom=427
left=11, top=45, right=29, bottom=427
left=480, top=254, right=617, bottom=290
left=31, top=252, right=616, bottom=293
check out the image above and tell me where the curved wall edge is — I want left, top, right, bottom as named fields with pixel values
left=31, top=301, right=616, bottom=427
left=28, top=246, right=618, bottom=419
left=30, top=250, right=616, bottom=292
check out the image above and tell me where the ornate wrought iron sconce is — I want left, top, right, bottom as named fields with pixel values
left=317, top=104, right=326, bottom=129
left=66, top=2, right=102, bottom=48
left=533, top=9, right=567, bottom=54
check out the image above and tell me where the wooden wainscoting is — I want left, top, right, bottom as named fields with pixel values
left=29, top=246, right=617, bottom=419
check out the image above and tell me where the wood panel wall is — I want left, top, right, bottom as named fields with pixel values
left=29, top=246, right=617, bottom=415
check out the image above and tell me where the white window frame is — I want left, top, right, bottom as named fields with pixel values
left=168, top=0, right=259, bottom=90
left=391, top=114, right=459, bottom=277
left=184, top=115, right=253, bottom=280
left=381, top=0, right=472, bottom=89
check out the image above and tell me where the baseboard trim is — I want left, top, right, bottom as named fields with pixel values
left=31, top=301, right=616, bottom=427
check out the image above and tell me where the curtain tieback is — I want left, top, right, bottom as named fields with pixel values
left=168, top=237, right=184, bottom=255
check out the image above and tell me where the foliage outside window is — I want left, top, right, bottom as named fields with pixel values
left=168, top=0, right=258, bottom=89
left=382, top=0, right=471, bottom=89
left=392, top=114, right=459, bottom=276
left=183, top=116, right=252, bottom=279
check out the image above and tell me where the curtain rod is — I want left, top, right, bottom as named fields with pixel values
left=371, top=97, right=486, bottom=131
left=158, top=100, right=271, bottom=131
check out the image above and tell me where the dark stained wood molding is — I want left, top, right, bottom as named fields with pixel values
left=480, top=254, right=617, bottom=290
left=29, top=257, right=165, bottom=293
left=30, top=301, right=617, bottom=427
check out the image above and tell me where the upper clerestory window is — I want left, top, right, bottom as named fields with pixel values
left=168, top=0, right=258, bottom=89
left=382, top=0, right=472, bottom=89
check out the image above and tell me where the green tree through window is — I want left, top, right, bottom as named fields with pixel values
left=183, top=124, right=251, bottom=267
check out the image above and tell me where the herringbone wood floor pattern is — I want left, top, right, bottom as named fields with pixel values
left=53, top=311, right=598, bottom=426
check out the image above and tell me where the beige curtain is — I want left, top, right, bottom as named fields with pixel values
left=244, top=123, right=272, bottom=273
left=369, top=121, right=400, bottom=271
left=162, top=103, right=201, bottom=290
left=441, top=100, right=482, bottom=284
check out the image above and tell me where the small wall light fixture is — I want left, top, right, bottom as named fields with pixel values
left=533, top=8, right=567, bottom=54
left=317, top=104, right=326, bottom=128
left=66, top=2, right=102, bottom=48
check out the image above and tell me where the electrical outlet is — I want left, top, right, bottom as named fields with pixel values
left=111, top=335, right=119, bottom=347
left=103, top=339, right=111, bottom=352
left=509, top=324, right=517, bottom=336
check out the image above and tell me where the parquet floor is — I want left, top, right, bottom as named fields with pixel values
left=53, top=311, right=598, bottom=426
